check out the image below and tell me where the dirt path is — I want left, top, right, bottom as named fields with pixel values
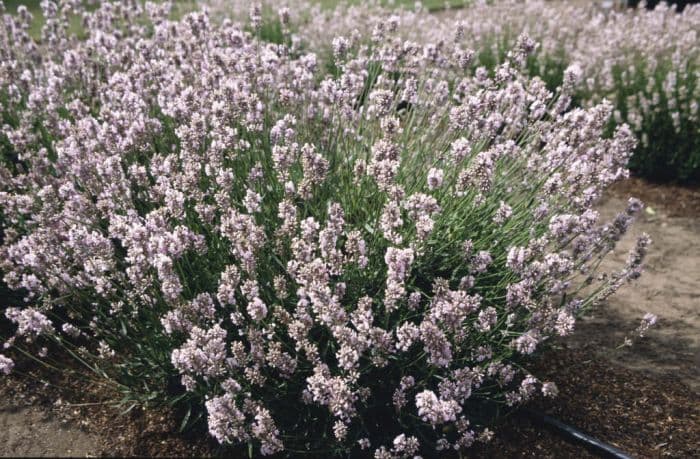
left=567, top=184, right=700, bottom=392
left=0, top=404, right=99, bottom=457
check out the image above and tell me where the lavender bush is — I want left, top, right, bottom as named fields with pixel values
left=235, top=0, right=700, bottom=182
left=1, top=1, right=652, bottom=456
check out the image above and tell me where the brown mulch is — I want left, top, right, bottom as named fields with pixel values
left=610, top=177, right=700, bottom=218
left=529, top=347, right=699, bottom=458
left=464, top=345, right=700, bottom=459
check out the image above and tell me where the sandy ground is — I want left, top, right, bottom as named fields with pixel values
left=0, top=179, right=698, bottom=457
left=569, top=189, right=700, bottom=392
left=0, top=404, right=99, bottom=457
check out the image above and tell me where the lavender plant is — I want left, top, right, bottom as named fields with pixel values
left=238, top=0, right=700, bottom=182
left=0, top=1, right=652, bottom=456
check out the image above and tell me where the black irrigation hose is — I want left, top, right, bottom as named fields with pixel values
left=425, top=3, right=468, bottom=14
left=522, top=408, right=634, bottom=459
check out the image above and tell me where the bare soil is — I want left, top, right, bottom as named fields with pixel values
left=0, top=371, right=217, bottom=457
left=1, top=177, right=698, bottom=458
left=0, top=404, right=99, bottom=457
left=569, top=178, right=700, bottom=392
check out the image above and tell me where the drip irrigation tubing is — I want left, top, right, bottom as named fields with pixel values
left=522, top=408, right=634, bottom=459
